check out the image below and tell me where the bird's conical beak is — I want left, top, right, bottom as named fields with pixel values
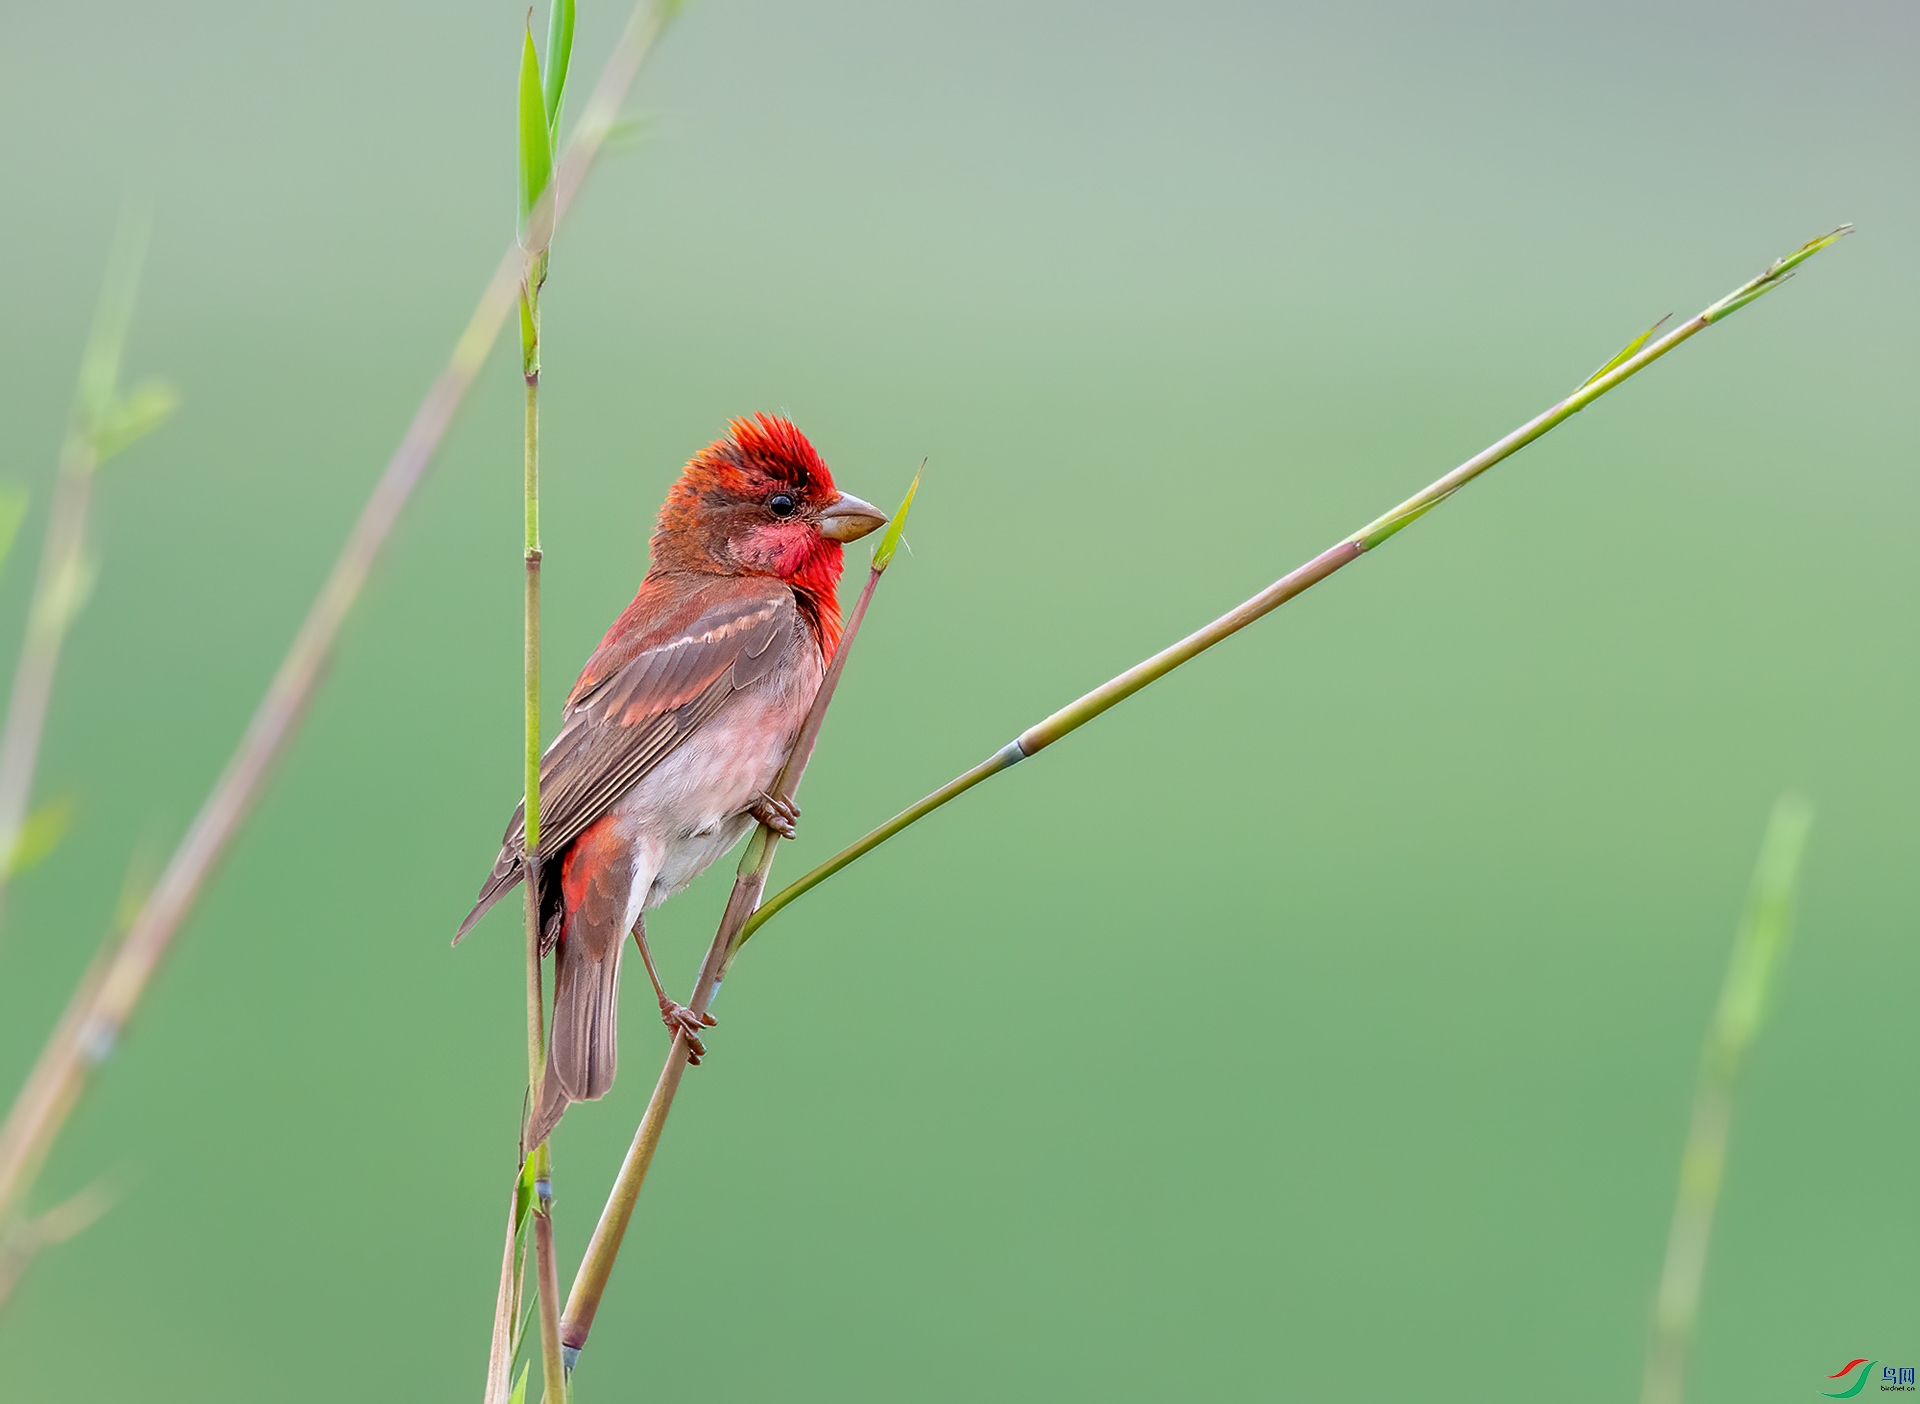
left=816, top=492, right=887, bottom=542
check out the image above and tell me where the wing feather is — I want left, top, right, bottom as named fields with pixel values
left=454, top=575, right=800, bottom=940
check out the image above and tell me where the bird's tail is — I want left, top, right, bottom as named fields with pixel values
left=526, top=923, right=623, bottom=1148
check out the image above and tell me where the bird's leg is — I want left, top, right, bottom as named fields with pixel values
left=747, top=790, right=799, bottom=839
left=630, top=916, right=717, bottom=1065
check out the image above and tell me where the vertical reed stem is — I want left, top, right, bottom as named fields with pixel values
left=520, top=287, right=567, bottom=1402
left=1640, top=796, right=1812, bottom=1404
left=523, top=359, right=546, bottom=1126
left=0, top=211, right=162, bottom=942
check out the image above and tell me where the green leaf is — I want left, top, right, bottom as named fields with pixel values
left=516, top=24, right=554, bottom=242
left=1579, top=315, right=1671, bottom=390
left=514, top=1153, right=538, bottom=1234
left=507, top=1361, right=530, bottom=1404
left=5, top=797, right=76, bottom=877
left=870, top=465, right=922, bottom=572
left=1773, top=224, right=1853, bottom=277
left=93, top=379, right=179, bottom=464
left=1703, top=225, right=1853, bottom=324
left=0, top=485, right=29, bottom=575
left=1706, top=277, right=1789, bottom=323
left=542, top=0, right=575, bottom=145
left=519, top=287, right=540, bottom=377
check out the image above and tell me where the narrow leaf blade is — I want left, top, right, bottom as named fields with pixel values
left=94, top=379, right=180, bottom=464
left=1704, top=225, right=1853, bottom=323
left=1580, top=314, right=1671, bottom=390
left=5, top=798, right=77, bottom=877
left=515, top=1153, right=538, bottom=1233
left=516, top=25, right=553, bottom=239
left=871, top=465, right=922, bottom=572
left=542, top=0, right=576, bottom=143
left=1773, top=225, right=1853, bottom=277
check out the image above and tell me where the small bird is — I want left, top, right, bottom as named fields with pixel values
left=456, top=414, right=886, bottom=1146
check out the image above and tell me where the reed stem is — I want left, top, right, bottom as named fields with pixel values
left=559, top=478, right=916, bottom=1369
left=1640, top=796, right=1812, bottom=1404
left=736, top=228, right=1852, bottom=949
left=0, top=211, right=167, bottom=943
left=523, top=362, right=548, bottom=1134
left=520, top=291, right=567, bottom=1402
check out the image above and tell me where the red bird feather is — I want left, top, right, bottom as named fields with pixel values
left=457, top=415, right=885, bottom=1145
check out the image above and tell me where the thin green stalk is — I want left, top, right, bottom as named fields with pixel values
left=523, top=344, right=547, bottom=1135
left=558, top=473, right=920, bottom=1372
left=0, top=209, right=175, bottom=943
left=736, top=228, right=1851, bottom=948
left=518, top=195, right=564, bottom=1404
left=519, top=297, right=566, bottom=1402
left=508, top=6, right=573, bottom=1397
left=1641, top=795, right=1812, bottom=1404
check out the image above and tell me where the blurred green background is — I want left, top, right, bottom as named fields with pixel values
left=0, top=0, right=1913, bottom=1397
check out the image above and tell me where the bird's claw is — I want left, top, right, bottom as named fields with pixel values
left=748, top=791, right=800, bottom=839
left=660, top=998, right=718, bottom=1064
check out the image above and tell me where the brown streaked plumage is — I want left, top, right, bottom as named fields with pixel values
left=457, top=414, right=885, bottom=1145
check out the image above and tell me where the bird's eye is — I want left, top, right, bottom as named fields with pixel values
left=767, top=493, right=797, bottom=518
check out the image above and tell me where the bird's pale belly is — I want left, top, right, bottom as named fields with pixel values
left=605, top=644, right=823, bottom=926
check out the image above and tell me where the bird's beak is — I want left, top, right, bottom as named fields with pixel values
left=816, top=491, right=887, bottom=542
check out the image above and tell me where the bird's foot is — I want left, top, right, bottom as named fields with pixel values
left=748, top=791, right=800, bottom=839
left=659, top=997, right=718, bottom=1065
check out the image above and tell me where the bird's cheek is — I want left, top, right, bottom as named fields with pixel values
left=734, top=522, right=818, bottom=576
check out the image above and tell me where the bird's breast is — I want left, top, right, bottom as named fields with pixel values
left=612, top=634, right=825, bottom=910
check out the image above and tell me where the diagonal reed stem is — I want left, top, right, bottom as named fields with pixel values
left=558, top=472, right=919, bottom=1372
left=734, top=227, right=1851, bottom=949
left=553, top=230, right=1848, bottom=1367
left=1640, top=795, right=1812, bottom=1404
left=0, top=0, right=677, bottom=1305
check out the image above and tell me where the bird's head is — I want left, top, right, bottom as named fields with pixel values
left=651, top=413, right=886, bottom=586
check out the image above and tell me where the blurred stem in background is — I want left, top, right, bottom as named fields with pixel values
left=0, top=1180, right=111, bottom=1312
left=1641, top=795, right=1813, bottom=1404
left=559, top=472, right=919, bottom=1372
left=0, top=217, right=176, bottom=1310
left=552, top=229, right=1851, bottom=1373
left=0, top=0, right=676, bottom=1327
left=0, top=210, right=176, bottom=943
left=501, top=4, right=574, bottom=1402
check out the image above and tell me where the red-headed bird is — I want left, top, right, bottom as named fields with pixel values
left=456, top=414, right=885, bottom=1146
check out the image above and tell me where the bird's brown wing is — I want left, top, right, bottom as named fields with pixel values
left=455, top=573, right=799, bottom=941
